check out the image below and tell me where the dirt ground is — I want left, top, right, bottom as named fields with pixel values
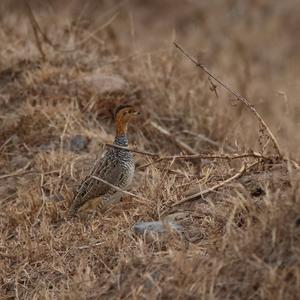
left=0, top=1, right=300, bottom=299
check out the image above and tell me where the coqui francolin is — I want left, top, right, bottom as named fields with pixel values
left=69, top=105, right=140, bottom=216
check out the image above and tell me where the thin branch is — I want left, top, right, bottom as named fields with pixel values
left=91, top=175, right=152, bottom=208
left=174, top=42, right=282, bottom=156
left=0, top=135, right=14, bottom=152
left=0, top=162, right=32, bottom=180
left=0, top=169, right=60, bottom=181
left=105, top=143, right=300, bottom=169
left=149, top=121, right=198, bottom=155
left=171, top=152, right=270, bottom=161
left=172, top=161, right=259, bottom=207
left=137, top=158, right=164, bottom=170
left=105, top=143, right=274, bottom=161
left=23, top=0, right=46, bottom=61
left=24, top=0, right=54, bottom=46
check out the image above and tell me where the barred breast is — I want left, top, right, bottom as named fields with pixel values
left=101, top=134, right=135, bottom=202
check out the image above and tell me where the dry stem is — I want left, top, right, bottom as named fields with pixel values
left=91, top=175, right=152, bottom=208
left=105, top=143, right=275, bottom=162
left=149, top=121, right=198, bottom=155
left=171, top=161, right=259, bottom=207
left=174, top=42, right=282, bottom=156
left=23, top=0, right=46, bottom=61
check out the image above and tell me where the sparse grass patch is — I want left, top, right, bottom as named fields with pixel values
left=0, top=1, right=300, bottom=299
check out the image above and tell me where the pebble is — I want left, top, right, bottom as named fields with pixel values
left=132, top=221, right=184, bottom=235
left=69, top=135, right=89, bottom=152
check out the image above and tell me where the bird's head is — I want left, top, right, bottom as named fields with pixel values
left=114, top=105, right=140, bottom=135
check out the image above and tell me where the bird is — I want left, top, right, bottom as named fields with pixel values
left=68, top=104, right=140, bottom=217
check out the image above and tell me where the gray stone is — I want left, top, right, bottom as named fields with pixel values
left=132, top=221, right=184, bottom=235
left=69, top=135, right=89, bottom=152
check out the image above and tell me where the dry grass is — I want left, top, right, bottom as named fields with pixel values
left=1, top=0, right=300, bottom=299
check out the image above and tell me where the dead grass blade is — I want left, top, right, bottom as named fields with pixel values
left=0, top=162, right=32, bottom=180
left=23, top=0, right=124, bottom=54
left=23, top=0, right=46, bottom=61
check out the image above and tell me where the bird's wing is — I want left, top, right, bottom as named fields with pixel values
left=69, top=150, right=123, bottom=215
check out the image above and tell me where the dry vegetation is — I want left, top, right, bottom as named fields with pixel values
left=1, top=0, right=300, bottom=299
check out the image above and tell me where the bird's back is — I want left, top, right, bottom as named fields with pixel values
left=69, top=134, right=134, bottom=216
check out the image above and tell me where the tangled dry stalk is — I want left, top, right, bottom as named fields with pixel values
left=174, top=42, right=283, bottom=157
left=1, top=1, right=300, bottom=299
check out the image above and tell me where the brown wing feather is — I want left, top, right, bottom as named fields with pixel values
left=68, top=150, right=122, bottom=216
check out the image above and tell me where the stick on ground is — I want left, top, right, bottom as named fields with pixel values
left=171, top=162, right=251, bottom=207
left=91, top=175, right=152, bottom=208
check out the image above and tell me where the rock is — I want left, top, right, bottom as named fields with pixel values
left=81, top=71, right=128, bottom=94
left=132, top=221, right=184, bottom=235
left=69, top=135, right=89, bottom=152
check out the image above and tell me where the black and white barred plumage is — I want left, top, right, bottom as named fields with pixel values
left=68, top=134, right=135, bottom=216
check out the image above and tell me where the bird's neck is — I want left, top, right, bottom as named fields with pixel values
left=115, top=118, right=129, bottom=146
left=116, top=119, right=128, bottom=136
left=114, top=134, right=128, bottom=147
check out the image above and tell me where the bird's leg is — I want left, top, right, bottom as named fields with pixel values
left=77, top=197, right=103, bottom=215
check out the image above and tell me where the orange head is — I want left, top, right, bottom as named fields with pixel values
left=114, top=105, right=140, bottom=135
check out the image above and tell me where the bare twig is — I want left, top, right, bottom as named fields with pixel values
left=105, top=143, right=300, bottom=170
left=171, top=152, right=269, bottom=161
left=0, top=162, right=32, bottom=180
left=137, top=158, right=164, bottom=170
left=23, top=0, right=46, bottom=61
left=24, top=0, right=53, bottom=47
left=174, top=42, right=282, bottom=156
left=91, top=176, right=151, bottom=207
left=172, top=161, right=259, bottom=207
left=149, top=121, right=198, bottom=155
left=0, top=135, right=15, bottom=152
left=105, top=143, right=273, bottom=161
left=0, top=169, right=60, bottom=181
